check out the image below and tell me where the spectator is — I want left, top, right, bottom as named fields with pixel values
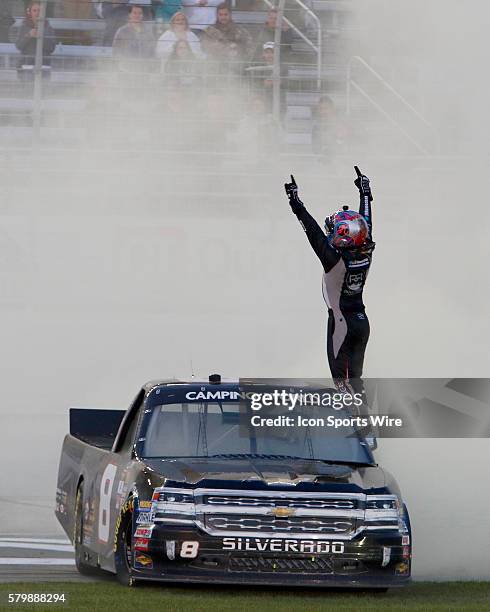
left=102, top=1, right=153, bottom=46
left=246, top=42, right=286, bottom=111
left=194, top=88, right=235, bottom=154
left=156, top=11, right=204, bottom=60
left=0, top=4, right=14, bottom=43
left=312, top=95, right=349, bottom=156
left=250, top=40, right=274, bottom=88
left=15, top=1, right=56, bottom=66
left=23, top=0, right=54, bottom=18
left=232, top=93, right=276, bottom=158
left=113, top=5, right=156, bottom=60
left=202, top=3, right=253, bottom=61
left=181, top=0, right=221, bottom=30
left=153, top=0, right=182, bottom=24
left=253, top=7, right=294, bottom=61
left=164, top=39, right=202, bottom=87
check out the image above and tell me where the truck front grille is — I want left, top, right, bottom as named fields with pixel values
left=204, top=495, right=358, bottom=510
left=205, top=514, right=355, bottom=535
left=193, top=490, right=364, bottom=538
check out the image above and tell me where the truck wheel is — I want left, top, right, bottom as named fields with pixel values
left=114, top=499, right=137, bottom=587
left=74, top=482, right=98, bottom=575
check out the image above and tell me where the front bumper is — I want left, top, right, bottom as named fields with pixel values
left=131, top=524, right=411, bottom=588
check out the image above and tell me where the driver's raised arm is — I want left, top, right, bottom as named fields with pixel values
left=354, top=165, right=373, bottom=240
left=284, top=175, right=340, bottom=271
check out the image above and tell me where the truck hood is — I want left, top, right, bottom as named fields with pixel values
left=144, top=457, right=386, bottom=493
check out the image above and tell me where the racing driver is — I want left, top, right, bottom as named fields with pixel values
left=284, top=166, right=375, bottom=400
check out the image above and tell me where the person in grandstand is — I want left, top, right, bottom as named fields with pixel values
left=202, top=3, right=253, bottom=61
left=113, top=4, right=156, bottom=61
left=312, top=95, right=350, bottom=157
left=252, top=7, right=294, bottom=62
left=245, top=42, right=286, bottom=113
left=231, top=94, right=276, bottom=158
left=156, top=11, right=204, bottom=61
left=15, top=1, right=56, bottom=66
left=164, top=39, right=202, bottom=87
left=101, top=2, right=152, bottom=46
left=284, top=167, right=375, bottom=398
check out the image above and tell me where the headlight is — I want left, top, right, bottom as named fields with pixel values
left=366, top=498, right=399, bottom=511
left=365, top=495, right=402, bottom=530
left=152, top=488, right=196, bottom=523
left=153, top=491, right=194, bottom=504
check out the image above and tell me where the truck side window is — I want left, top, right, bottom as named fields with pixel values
left=116, top=390, right=144, bottom=455
left=119, top=416, right=138, bottom=455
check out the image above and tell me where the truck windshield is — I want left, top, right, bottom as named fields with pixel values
left=140, top=402, right=374, bottom=465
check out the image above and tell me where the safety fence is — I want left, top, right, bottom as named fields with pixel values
left=0, top=55, right=324, bottom=154
left=0, top=1, right=362, bottom=159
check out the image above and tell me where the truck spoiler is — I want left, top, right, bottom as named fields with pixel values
left=69, top=407, right=126, bottom=450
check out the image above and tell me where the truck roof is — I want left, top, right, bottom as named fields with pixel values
left=142, top=377, right=240, bottom=393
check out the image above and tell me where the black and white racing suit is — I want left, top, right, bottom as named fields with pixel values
left=293, top=191, right=374, bottom=393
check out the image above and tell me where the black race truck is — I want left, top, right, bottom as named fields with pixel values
left=55, top=377, right=412, bottom=588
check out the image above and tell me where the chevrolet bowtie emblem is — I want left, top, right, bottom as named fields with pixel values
left=270, top=507, right=295, bottom=518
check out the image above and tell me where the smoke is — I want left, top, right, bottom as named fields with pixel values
left=349, top=0, right=490, bottom=156
left=0, top=1, right=489, bottom=577
left=316, top=0, right=490, bottom=378
left=340, top=0, right=490, bottom=581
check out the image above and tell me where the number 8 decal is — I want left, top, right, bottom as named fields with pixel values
left=98, top=463, right=117, bottom=543
left=180, top=541, right=199, bottom=558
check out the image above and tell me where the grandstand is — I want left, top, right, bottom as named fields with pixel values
left=0, top=0, right=438, bottom=165
left=0, top=1, right=347, bottom=153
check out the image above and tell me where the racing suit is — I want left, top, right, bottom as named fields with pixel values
left=288, top=177, right=374, bottom=395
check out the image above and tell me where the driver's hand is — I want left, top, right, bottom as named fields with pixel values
left=285, top=175, right=304, bottom=213
left=354, top=165, right=372, bottom=201
left=284, top=174, right=298, bottom=200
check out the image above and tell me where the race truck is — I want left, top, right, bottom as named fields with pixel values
left=55, top=377, right=412, bottom=588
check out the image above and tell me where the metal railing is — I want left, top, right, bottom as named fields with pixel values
left=346, top=55, right=439, bottom=156
left=262, top=0, right=321, bottom=88
left=0, top=1, right=325, bottom=153
left=0, top=54, right=306, bottom=154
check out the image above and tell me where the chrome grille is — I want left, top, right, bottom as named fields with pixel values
left=204, top=496, right=358, bottom=510
left=205, top=515, right=355, bottom=534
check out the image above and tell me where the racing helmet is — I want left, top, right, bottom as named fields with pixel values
left=325, top=206, right=368, bottom=249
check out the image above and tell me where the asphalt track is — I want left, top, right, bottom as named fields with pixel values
left=0, top=537, right=106, bottom=583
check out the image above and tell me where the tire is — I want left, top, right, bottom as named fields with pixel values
left=114, top=498, right=137, bottom=587
left=74, top=482, right=98, bottom=575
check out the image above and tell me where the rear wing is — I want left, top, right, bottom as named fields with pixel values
left=69, top=407, right=126, bottom=450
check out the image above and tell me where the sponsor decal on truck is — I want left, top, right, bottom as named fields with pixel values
left=222, top=538, right=345, bottom=554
